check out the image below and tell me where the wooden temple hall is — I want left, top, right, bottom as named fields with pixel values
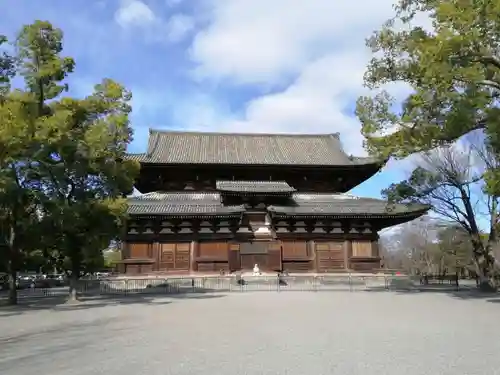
left=120, top=130, right=428, bottom=275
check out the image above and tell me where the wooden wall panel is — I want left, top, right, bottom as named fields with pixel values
left=351, top=241, right=373, bottom=257
left=124, top=263, right=154, bottom=275
left=141, top=264, right=153, bottom=274
left=197, top=262, right=229, bottom=273
left=198, top=242, right=229, bottom=260
left=350, top=260, right=380, bottom=272
left=372, top=241, right=380, bottom=257
left=128, top=243, right=151, bottom=259
left=125, top=264, right=139, bottom=274
left=282, top=261, right=313, bottom=272
left=282, top=240, right=308, bottom=260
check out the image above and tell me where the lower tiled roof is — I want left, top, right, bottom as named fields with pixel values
left=132, top=192, right=221, bottom=202
left=216, top=180, right=296, bottom=193
left=128, top=192, right=244, bottom=217
left=127, top=191, right=429, bottom=218
left=269, top=193, right=429, bottom=217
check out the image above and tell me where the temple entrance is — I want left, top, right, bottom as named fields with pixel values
left=315, top=241, right=345, bottom=272
left=239, top=241, right=282, bottom=272
left=158, top=243, right=190, bottom=272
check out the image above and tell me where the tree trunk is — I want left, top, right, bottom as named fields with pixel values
left=67, top=273, right=79, bottom=303
left=7, top=267, right=17, bottom=305
left=472, top=239, right=496, bottom=292
left=7, top=225, right=18, bottom=305
left=67, top=254, right=81, bottom=303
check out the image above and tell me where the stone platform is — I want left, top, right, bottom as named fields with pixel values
left=111, top=271, right=400, bottom=280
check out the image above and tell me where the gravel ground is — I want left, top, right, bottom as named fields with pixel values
left=1, top=290, right=499, bottom=375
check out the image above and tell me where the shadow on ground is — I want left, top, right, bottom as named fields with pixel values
left=0, top=291, right=227, bottom=317
left=368, top=283, right=500, bottom=303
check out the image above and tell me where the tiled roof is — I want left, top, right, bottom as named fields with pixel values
left=127, top=192, right=244, bottom=216
left=126, top=130, right=382, bottom=166
left=216, top=180, right=296, bottom=193
left=268, top=193, right=430, bottom=217
left=127, top=191, right=429, bottom=218
left=132, top=192, right=221, bottom=202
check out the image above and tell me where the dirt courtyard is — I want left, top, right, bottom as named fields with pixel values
left=1, top=290, right=499, bottom=375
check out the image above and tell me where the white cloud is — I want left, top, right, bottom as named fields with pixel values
left=212, top=53, right=370, bottom=154
left=184, top=0, right=428, bottom=155
left=115, top=0, right=155, bottom=28
left=166, top=14, right=195, bottom=42
left=190, top=0, right=400, bottom=86
left=115, top=0, right=194, bottom=43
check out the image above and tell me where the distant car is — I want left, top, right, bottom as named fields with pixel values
left=16, top=275, right=35, bottom=289
left=33, top=277, right=52, bottom=289
left=45, top=274, right=66, bottom=287
left=95, top=272, right=111, bottom=279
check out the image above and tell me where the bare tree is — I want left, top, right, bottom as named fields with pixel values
left=383, top=139, right=498, bottom=290
left=380, top=216, right=442, bottom=275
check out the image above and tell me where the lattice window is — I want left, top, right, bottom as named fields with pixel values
left=351, top=241, right=372, bottom=257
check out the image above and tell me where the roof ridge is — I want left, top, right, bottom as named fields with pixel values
left=149, top=128, right=341, bottom=138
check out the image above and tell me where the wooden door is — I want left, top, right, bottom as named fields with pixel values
left=159, top=243, right=190, bottom=272
left=174, top=243, right=190, bottom=269
left=315, top=242, right=345, bottom=272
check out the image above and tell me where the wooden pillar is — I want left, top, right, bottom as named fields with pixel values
left=189, top=240, right=197, bottom=273
left=152, top=241, right=160, bottom=271
left=121, top=241, right=129, bottom=260
left=308, top=240, right=315, bottom=272
left=371, top=240, right=379, bottom=257
left=228, top=243, right=241, bottom=272
left=343, top=240, right=352, bottom=270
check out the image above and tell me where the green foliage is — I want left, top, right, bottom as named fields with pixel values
left=0, top=20, right=139, bottom=302
left=104, top=250, right=122, bottom=269
left=358, top=0, right=500, bottom=288
left=0, top=35, right=16, bottom=97
left=356, top=0, right=500, bottom=195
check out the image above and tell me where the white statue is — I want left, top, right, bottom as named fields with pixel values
left=252, top=263, right=261, bottom=276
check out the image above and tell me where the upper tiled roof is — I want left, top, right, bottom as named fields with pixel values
left=127, top=192, right=244, bottom=217
left=268, top=193, right=430, bottom=217
left=126, top=130, right=382, bottom=166
left=216, top=180, right=296, bottom=193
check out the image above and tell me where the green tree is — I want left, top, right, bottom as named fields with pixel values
left=0, top=21, right=139, bottom=303
left=356, top=0, right=500, bottom=289
left=0, top=33, right=48, bottom=304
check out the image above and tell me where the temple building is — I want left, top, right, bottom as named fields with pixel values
left=120, top=130, right=428, bottom=275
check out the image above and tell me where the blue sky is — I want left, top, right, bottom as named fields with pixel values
left=2, top=0, right=422, bottom=201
